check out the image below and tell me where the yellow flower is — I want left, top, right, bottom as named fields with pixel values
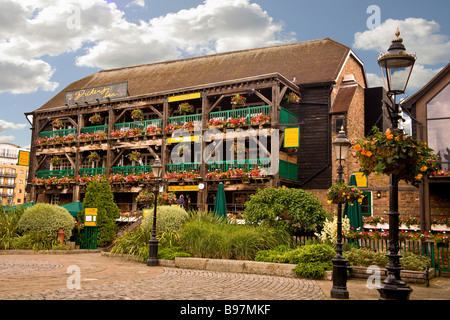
left=327, top=200, right=332, bottom=204
left=415, top=174, right=423, bottom=180
left=420, top=166, right=428, bottom=172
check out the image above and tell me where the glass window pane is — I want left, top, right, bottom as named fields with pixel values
left=427, top=84, right=450, bottom=119
left=427, top=119, right=450, bottom=170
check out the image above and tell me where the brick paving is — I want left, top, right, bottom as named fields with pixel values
left=0, top=253, right=325, bottom=300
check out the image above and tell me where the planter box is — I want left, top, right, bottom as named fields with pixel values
left=347, top=266, right=434, bottom=284
left=364, top=223, right=449, bottom=232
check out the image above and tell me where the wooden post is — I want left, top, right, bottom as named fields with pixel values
left=200, top=92, right=209, bottom=212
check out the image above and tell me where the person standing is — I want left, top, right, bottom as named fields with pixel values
left=177, top=194, right=186, bottom=209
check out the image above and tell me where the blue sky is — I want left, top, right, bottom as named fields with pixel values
left=1, top=0, right=449, bottom=148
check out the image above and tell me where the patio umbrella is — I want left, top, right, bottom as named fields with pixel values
left=213, top=182, right=227, bottom=221
left=343, top=174, right=363, bottom=230
left=61, top=201, right=84, bottom=218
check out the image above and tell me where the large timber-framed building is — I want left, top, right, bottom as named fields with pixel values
left=26, top=38, right=368, bottom=213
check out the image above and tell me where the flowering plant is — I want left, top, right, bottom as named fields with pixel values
left=35, top=137, right=47, bottom=145
left=432, top=216, right=450, bottom=227
left=165, top=124, right=182, bottom=133
left=112, top=130, right=126, bottom=139
left=131, top=108, right=144, bottom=121
left=63, top=135, right=76, bottom=143
left=327, top=181, right=364, bottom=204
left=158, top=192, right=177, bottom=205
left=51, top=119, right=63, bottom=129
left=136, top=190, right=155, bottom=205
left=87, top=151, right=101, bottom=162
left=284, top=92, right=301, bottom=104
left=231, top=94, right=246, bottom=106
left=127, top=128, right=143, bottom=137
left=145, top=126, right=162, bottom=135
left=250, top=114, right=270, bottom=124
left=180, top=170, right=200, bottom=180
left=430, top=169, right=450, bottom=177
left=50, top=156, right=62, bottom=166
left=182, top=121, right=201, bottom=131
left=207, top=118, right=226, bottom=127
left=164, top=172, right=181, bottom=180
left=352, top=126, right=440, bottom=183
left=89, top=113, right=103, bottom=124
left=226, top=116, right=247, bottom=128
left=127, top=151, right=142, bottom=162
left=230, top=142, right=247, bottom=155
left=179, top=102, right=194, bottom=114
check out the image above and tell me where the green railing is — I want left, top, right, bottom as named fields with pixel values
left=280, top=108, right=299, bottom=125
left=114, top=119, right=162, bottom=131
left=166, top=162, right=201, bottom=173
left=37, top=169, right=74, bottom=179
left=209, top=105, right=270, bottom=122
left=79, top=167, right=106, bottom=176
left=39, top=129, right=76, bottom=138
left=207, top=158, right=271, bottom=172
left=279, top=160, right=298, bottom=180
left=168, top=114, right=202, bottom=126
left=111, top=165, right=153, bottom=175
left=82, top=125, right=108, bottom=134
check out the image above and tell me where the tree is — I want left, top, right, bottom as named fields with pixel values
left=244, top=187, right=330, bottom=236
left=82, top=181, right=120, bottom=246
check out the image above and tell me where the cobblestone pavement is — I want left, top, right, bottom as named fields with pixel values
left=0, top=253, right=325, bottom=300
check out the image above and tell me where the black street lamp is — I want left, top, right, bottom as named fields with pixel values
left=330, top=127, right=351, bottom=299
left=147, top=158, right=163, bottom=267
left=376, top=28, right=416, bottom=300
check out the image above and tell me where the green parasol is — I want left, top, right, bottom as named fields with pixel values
left=213, top=182, right=227, bottom=221
left=61, top=201, right=84, bottom=218
left=343, top=174, right=363, bottom=230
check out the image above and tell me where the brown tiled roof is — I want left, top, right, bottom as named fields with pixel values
left=37, top=38, right=352, bottom=111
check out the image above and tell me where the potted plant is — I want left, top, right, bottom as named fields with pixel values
left=136, top=190, right=155, bottom=206
left=231, top=94, right=246, bottom=106
left=127, top=151, right=143, bottom=162
left=145, top=126, right=162, bottom=136
left=250, top=114, right=270, bottom=126
left=89, top=113, right=103, bottom=124
left=327, top=181, right=364, bottom=204
left=158, top=192, right=177, bottom=205
left=179, top=102, right=194, bottom=114
left=51, top=119, right=63, bottom=129
left=131, top=108, right=144, bottom=121
left=207, top=118, right=226, bottom=129
left=226, top=116, right=247, bottom=128
left=352, top=126, right=440, bottom=183
left=87, top=151, right=101, bottom=163
left=285, top=92, right=301, bottom=104
left=50, top=156, right=62, bottom=166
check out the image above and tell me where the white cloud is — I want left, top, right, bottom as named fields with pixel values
left=354, top=17, right=449, bottom=91
left=0, top=119, right=28, bottom=133
left=0, top=0, right=295, bottom=93
left=0, top=135, right=16, bottom=142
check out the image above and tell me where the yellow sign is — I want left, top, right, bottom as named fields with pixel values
left=143, top=208, right=152, bottom=218
left=17, top=150, right=30, bottom=166
left=168, top=92, right=201, bottom=103
left=167, top=135, right=200, bottom=144
left=168, top=185, right=199, bottom=192
left=353, top=172, right=368, bottom=188
left=85, top=208, right=98, bottom=227
left=284, top=127, right=300, bottom=148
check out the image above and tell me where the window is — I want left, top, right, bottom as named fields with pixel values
left=427, top=84, right=450, bottom=170
left=51, top=194, right=60, bottom=205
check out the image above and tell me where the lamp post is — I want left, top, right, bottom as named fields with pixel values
left=376, top=28, right=416, bottom=300
left=147, top=158, right=163, bottom=267
left=330, top=127, right=351, bottom=299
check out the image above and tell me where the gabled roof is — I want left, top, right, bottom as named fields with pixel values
left=37, top=38, right=356, bottom=111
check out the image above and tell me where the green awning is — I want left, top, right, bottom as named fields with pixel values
left=2, top=202, right=35, bottom=212
left=61, top=201, right=83, bottom=218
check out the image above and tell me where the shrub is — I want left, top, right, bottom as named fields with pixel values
left=344, top=248, right=388, bottom=267
left=110, top=227, right=151, bottom=262
left=244, top=187, right=329, bottom=236
left=400, top=252, right=431, bottom=271
left=18, top=203, right=75, bottom=240
left=12, top=230, right=69, bottom=250
left=157, top=246, right=192, bottom=260
left=293, top=262, right=331, bottom=279
left=141, top=205, right=188, bottom=234
left=82, top=181, right=120, bottom=246
left=179, top=220, right=290, bottom=260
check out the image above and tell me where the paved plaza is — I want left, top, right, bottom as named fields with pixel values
left=0, top=252, right=448, bottom=301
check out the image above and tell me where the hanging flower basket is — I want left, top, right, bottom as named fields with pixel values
left=231, top=94, right=246, bottom=106
left=131, top=109, right=144, bottom=121
left=327, top=181, right=364, bottom=204
left=87, top=151, right=101, bottom=163
left=89, top=113, right=103, bottom=124
left=136, top=190, right=155, bottom=206
left=158, top=192, right=177, bottom=205
left=179, top=102, right=194, bottom=114
left=231, top=142, right=248, bottom=155
left=51, top=119, right=63, bottom=129
left=284, top=92, right=301, bottom=104
left=352, top=126, right=440, bottom=183
left=127, top=151, right=143, bottom=162
left=50, top=156, right=62, bottom=166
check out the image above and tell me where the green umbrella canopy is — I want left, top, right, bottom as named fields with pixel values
left=343, top=174, right=363, bottom=230
left=213, top=182, right=227, bottom=221
left=2, top=202, right=35, bottom=212
left=60, top=201, right=84, bottom=218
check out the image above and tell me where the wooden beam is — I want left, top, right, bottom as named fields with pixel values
left=64, top=152, right=75, bottom=168
left=254, top=90, right=273, bottom=107
left=208, top=95, right=224, bottom=113
left=36, top=155, right=48, bottom=171
left=147, top=104, right=163, bottom=119
left=111, top=149, right=125, bottom=167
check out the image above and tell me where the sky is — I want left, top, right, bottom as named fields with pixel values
left=0, top=0, right=449, bottom=148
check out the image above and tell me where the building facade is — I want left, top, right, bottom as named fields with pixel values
left=0, top=143, right=29, bottom=206
left=27, top=38, right=371, bottom=213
